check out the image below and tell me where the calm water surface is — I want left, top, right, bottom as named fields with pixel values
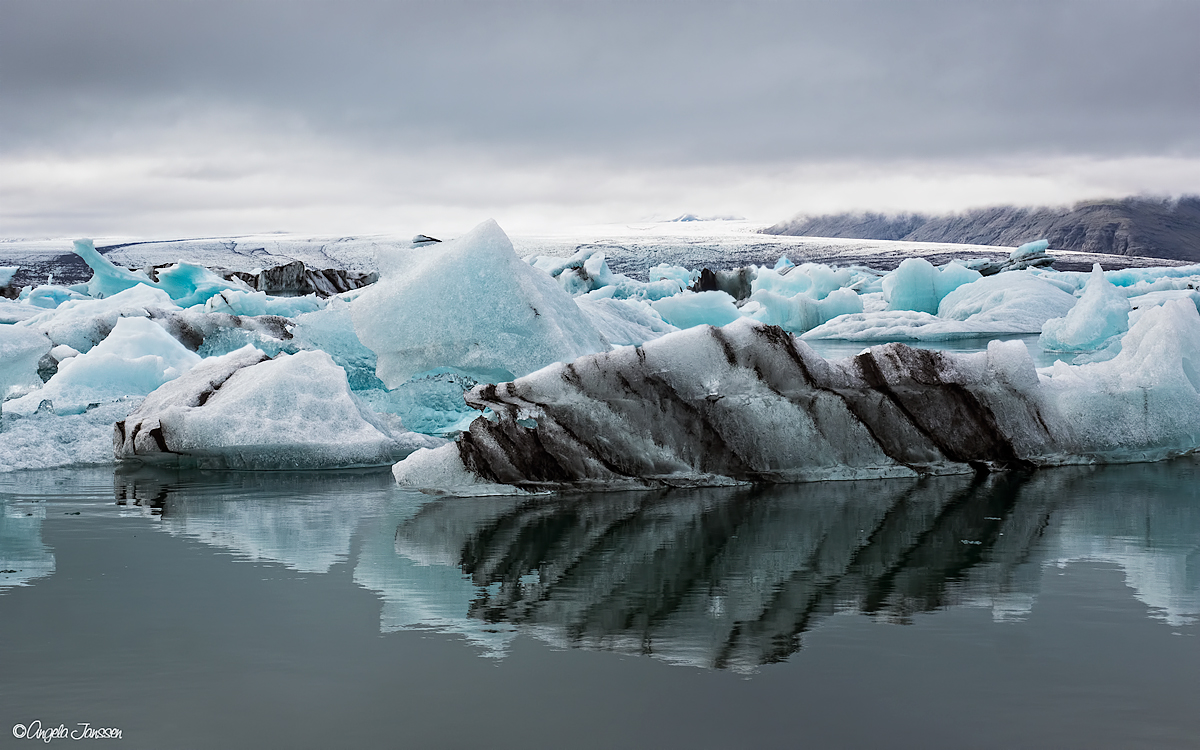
left=2, top=462, right=1199, bottom=749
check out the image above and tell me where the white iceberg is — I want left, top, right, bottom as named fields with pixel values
left=18, top=284, right=181, bottom=354
left=6, top=316, right=200, bottom=416
left=116, top=347, right=440, bottom=468
left=805, top=271, right=1077, bottom=342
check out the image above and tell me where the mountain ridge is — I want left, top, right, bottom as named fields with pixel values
left=763, top=196, right=1200, bottom=262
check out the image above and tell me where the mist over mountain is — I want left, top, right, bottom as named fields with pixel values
left=764, top=196, right=1200, bottom=262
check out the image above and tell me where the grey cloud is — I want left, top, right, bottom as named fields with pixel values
left=3, top=0, right=1199, bottom=163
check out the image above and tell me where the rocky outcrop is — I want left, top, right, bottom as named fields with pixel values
left=765, top=196, right=1200, bottom=263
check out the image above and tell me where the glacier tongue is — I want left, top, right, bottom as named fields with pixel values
left=395, top=303, right=1200, bottom=494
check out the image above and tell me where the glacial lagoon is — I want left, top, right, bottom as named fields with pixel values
left=3, top=462, right=1199, bottom=749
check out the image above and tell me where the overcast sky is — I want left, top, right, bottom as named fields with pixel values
left=3, top=0, right=1199, bottom=238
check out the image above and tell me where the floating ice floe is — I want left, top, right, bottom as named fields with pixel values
left=394, top=300, right=1200, bottom=494
left=115, top=347, right=442, bottom=469
left=882, top=258, right=981, bottom=314
left=0, top=325, right=51, bottom=399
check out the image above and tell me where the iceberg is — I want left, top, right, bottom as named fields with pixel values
left=394, top=302, right=1200, bottom=494
left=17, top=284, right=182, bottom=354
left=743, top=287, right=863, bottom=334
left=0, top=325, right=51, bottom=399
left=115, top=347, right=441, bottom=469
left=805, top=271, right=1079, bottom=342
left=0, top=403, right=131, bottom=471
left=1040, top=264, right=1131, bottom=352
left=351, top=220, right=608, bottom=386
left=937, top=271, right=1076, bottom=326
left=6, top=316, right=201, bottom=416
left=882, top=258, right=981, bottom=314
left=650, top=290, right=742, bottom=329
left=72, top=239, right=246, bottom=306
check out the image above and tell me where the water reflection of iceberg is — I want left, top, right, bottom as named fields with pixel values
left=113, top=468, right=402, bottom=574
left=107, top=460, right=1200, bottom=670
left=0, top=503, right=56, bottom=592
left=357, top=463, right=1200, bottom=671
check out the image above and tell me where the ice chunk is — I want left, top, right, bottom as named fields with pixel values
left=0, top=326, right=51, bottom=398
left=648, top=264, right=697, bottom=287
left=1040, top=264, right=1131, bottom=352
left=154, top=262, right=250, bottom=307
left=938, top=271, right=1077, bottom=327
left=18, top=284, right=180, bottom=353
left=352, top=219, right=609, bottom=386
left=205, top=289, right=323, bottom=318
left=5, top=316, right=201, bottom=415
left=50, top=344, right=80, bottom=362
left=22, top=285, right=87, bottom=310
left=72, top=239, right=157, bottom=298
left=751, top=263, right=855, bottom=301
left=0, top=402, right=133, bottom=470
left=1011, top=239, right=1050, bottom=260
left=0, top=299, right=41, bottom=325
left=1040, top=299, right=1200, bottom=460
left=650, top=290, right=741, bottom=329
left=0, top=266, right=16, bottom=288
left=391, top=319, right=1060, bottom=493
left=116, top=348, right=438, bottom=468
left=73, top=239, right=244, bottom=306
left=883, top=258, right=981, bottom=314
left=744, top=287, right=863, bottom=334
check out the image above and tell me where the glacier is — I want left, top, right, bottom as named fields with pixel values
left=4, top=218, right=1200, bottom=482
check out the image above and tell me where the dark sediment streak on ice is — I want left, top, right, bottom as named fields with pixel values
left=397, top=319, right=1075, bottom=493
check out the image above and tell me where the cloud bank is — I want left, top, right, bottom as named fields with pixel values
left=3, top=0, right=1198, bottom=237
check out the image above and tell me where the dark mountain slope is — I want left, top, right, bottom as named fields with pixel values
left=764, top=197, right=1200, bottom=262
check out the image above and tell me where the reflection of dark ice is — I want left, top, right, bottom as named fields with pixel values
left=0, top=503, right=56, bottom=593
left=103, top=462, right=1200, bottom=670
left=358, top=464, right=1200, bottom=670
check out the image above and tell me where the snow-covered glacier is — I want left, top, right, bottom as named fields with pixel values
left=4, top=218, right=1200, bottom=483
